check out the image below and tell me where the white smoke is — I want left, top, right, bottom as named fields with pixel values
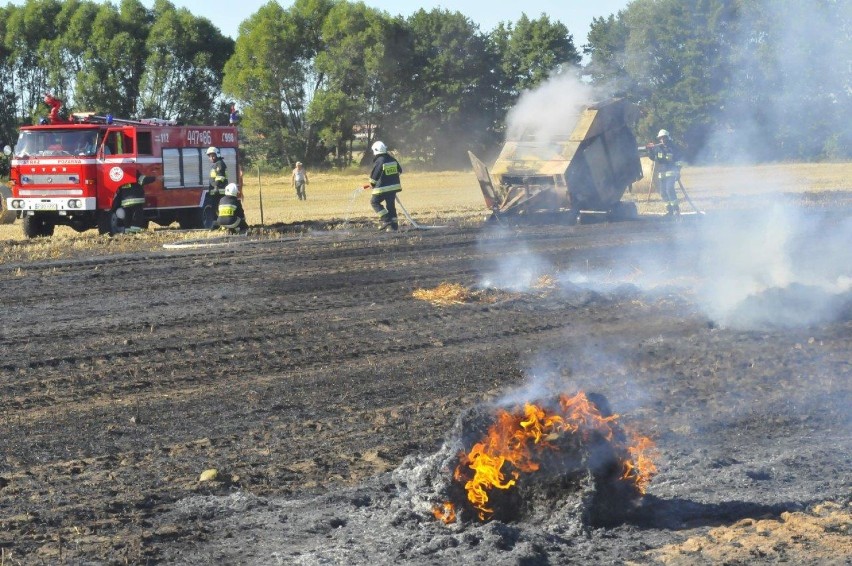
left=481, top=53, right=852, bottom=330
left=504, top=71, right=595, bottom=142
left=479, top=71, right=595, bottom=292
left=694, top=198, right=852, bottom=329
left=479, top=244, right=551, bottom=291
left=699, top=0, right=851, bottom=162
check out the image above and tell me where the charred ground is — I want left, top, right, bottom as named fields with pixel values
left=0, top=203, right=850, bottom=564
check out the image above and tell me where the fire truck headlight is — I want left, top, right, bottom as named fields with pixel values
left=67, top=199, right=82, bottom=209
left=11, top=200, right=23, bottom=209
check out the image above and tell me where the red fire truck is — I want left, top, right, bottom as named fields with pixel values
left=2, top=100, right=239, bottom=237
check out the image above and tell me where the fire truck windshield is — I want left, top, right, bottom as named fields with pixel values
left=14, top=130, right=99, bottom=158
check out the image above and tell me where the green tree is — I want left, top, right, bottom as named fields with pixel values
left=309, top=1, right=391, bottom=166
left=0, top=5, right=20, bottom=150
left=723, top=0, right=852, bottom=160
left=499, top=14, right=581, bottom=95
left=584, top=0, right=736, bottom=160
left=387, top=8, right=498, bottom=167
left=41, top=0, right=99, bottom=106
left=223, top=0, right=334, bottom=167
left=73, top=0, right=150, bottom=118
left=3, top=0, right=63, bottom=121
left=583, top=13, right=631, bottom=91
left=139, top=0, right=234, bottom=122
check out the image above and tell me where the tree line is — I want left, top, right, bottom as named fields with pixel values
left=1, top=0, right=849, bottom=170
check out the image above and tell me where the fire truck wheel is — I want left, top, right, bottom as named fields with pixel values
left=200, top=202, right=216, bottom=229
left=177, top=202, right=216, bottom=230
left=22, top=215, right=54, bottom=238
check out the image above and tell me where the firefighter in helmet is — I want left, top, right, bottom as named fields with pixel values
left=363, top=141, right=402, bottom=231
left=211, top=183, right=248, bottom=233
left=116, top=171, right=154, bottom=233
left=646, top=129, right=685, bottom=215
left=206, top=146, right=228, bottom=197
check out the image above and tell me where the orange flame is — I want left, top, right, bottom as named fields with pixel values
left=620, top=430, right=658, bottom=494
left=432, top=501, right=457, bottom=524
left=451, top=391, right=656, bottom=521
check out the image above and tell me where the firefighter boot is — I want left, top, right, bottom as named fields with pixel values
left=390, top=218, right=399, bottom=231
left=377, top=215, right=392, bottom=231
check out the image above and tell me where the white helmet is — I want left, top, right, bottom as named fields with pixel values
left=371, top=141, right=387, bottom=155
left=206, top=146, right=220, bottom=157
left=224, top=183, right=239, bottom=197
left=657, top=129, right=670, bottom=139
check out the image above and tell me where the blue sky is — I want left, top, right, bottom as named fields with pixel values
left=145, top=0, right=632, bottom=43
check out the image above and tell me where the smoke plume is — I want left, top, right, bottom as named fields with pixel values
left=504, top=71, right=595, bottom=143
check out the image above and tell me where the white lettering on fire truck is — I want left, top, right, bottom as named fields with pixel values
left=186, top=130, right=212, bottom=146
left=157, top=133, right=170, bottom=143
left=222, top=132, right=235, bottom=143
left=109, top=166, right=125, bottom=182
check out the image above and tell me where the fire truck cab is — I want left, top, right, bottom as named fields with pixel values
left=5, top=111, right=239, bottom=237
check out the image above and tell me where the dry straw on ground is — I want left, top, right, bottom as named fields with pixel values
left=412, top=282, right=473, bottom=305
left=1, top=162, right=851, bottom=264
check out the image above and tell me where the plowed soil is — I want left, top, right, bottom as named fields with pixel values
left=1, top=204, right=850, bottom=565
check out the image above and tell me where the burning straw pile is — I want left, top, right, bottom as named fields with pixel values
left=396, top=391, right=657, bottom=528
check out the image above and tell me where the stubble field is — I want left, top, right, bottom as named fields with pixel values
left=0, top=163, right=850, bottom=565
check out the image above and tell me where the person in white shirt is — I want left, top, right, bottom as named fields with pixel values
left=292, top=161, right=309, bottom=201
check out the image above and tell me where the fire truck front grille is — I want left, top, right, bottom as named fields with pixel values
left=19, top=189, right=84, bottom=196
left=21, top=174, right=81, bottom=185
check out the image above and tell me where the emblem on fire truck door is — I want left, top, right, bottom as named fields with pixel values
left=109, top=166, right=125, bottom=182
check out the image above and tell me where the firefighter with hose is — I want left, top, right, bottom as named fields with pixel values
left=211, top=183, right=248, bottom=233
left=646, top=129, right=684, bottom=215
left=363, top=141, right=402, bottom=231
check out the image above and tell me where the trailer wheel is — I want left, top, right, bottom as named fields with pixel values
left=566, top=208, right=582, bottom=225
left=607, top=201, right=638, bottom=221
left=22, top=215, right=54, bottom=238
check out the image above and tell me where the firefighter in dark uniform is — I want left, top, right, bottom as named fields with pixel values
left=117, top=171, right=154, bottom=233
left=212, top=183, right=248, bottom=233
left=206, top=146, right=228, bottom=203
left=363, top=141, right=402, bottom=231
left=646, top=129, right=684, bottom=215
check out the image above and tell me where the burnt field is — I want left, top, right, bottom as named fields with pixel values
left=0, top=201, right=850, bottom=564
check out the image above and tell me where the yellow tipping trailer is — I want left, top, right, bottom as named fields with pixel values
left=469, top=98, right=643, bottom=221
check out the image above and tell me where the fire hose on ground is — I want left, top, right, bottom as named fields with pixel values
left=354, top=186, right=446, bottom=231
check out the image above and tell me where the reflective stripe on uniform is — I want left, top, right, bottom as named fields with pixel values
left=121, top=197, right=146, bottom=206
left=371, top=184, right=401, bottom=195
left=219, top=218, right=242, bottom=229
left=218, top=204, right=238, bottom=216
